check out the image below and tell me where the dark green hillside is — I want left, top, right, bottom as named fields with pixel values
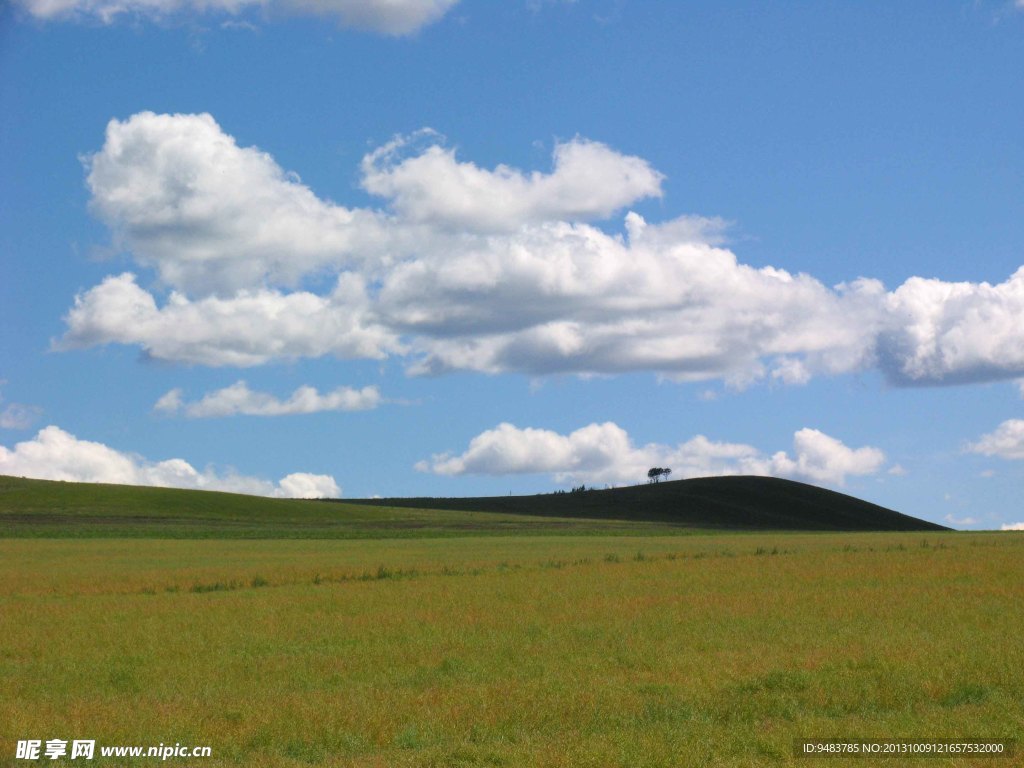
left=351, top=476, right=949, bottom=532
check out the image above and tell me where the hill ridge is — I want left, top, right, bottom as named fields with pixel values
left=347, top=475, right=949, bottom=532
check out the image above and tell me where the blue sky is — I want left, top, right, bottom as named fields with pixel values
left=1, top=1, right=1022, bottom=528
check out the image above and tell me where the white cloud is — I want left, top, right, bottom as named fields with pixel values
left=0, top=387, right=42, bottom=430
left=417, top=421, right=885, bottom=487
left=766, top=428, right=886, bottom=486
left=944, top=514, right=979, bottom=526
left=58, top=112, right=1024, bottom=389
left=154, top=388, right=184, bottom=413
left=83, top=112, right=393, bottom=295
left=0, top=425, right=339, bottom=498
left=877, top=270, right=1024, bottom=385
left=966, top=419, right=1024, bottom=460
left=1, top=404, right=42, bottom=430
left=14, top=0, right=459, bottom=34
left=59, top=272, right=396, bottom=367
left=380, top=213, right=882, bottom=381
left=362, top=131, right=664, bottom=231
left=157, top=380, right=381, bottom=417
left=285, top=0, right=457, bottom=34
left=275, top=472, right=342, bottom=499
left=1001, top=522, right=1024, bottom=531
left=770, top=357, right=812, bottom=386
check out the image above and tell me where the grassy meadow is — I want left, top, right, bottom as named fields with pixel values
left=3, top=529, right=1023, bottom=767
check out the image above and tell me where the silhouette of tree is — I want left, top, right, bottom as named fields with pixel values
left=647, top=467, right=672, bottom=483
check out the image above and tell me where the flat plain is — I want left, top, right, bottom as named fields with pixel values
left=1, top=477, right=1021, bottom=766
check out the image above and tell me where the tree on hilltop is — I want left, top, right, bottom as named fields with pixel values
left=647, top=467, right=672, bottom=483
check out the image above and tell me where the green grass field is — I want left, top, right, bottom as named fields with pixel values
left=1, top=477, right=1021, bottom=766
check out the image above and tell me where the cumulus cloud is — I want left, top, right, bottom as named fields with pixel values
left=83, top=112, right=394, bottom=294
left=417, top=422, right=886, bottom=487
left=381, top=213, right=882, bottom=381
left=765, top=428, right=886, bottom=485
left=0, top=425, right=339, bottom=498
left=276, top=471, right=341, bottom=499
left=1001, top=522, right=1024, bottom=531
left=58, top=112, right=1024, bottom=389
left=966, top=419, right=1024, bottom=460
left=59, top=272, right=396, bottom=367
left=13, top=0, right=459, bottom=34
left=877, top=270, right=1024, bottom=385
left=156, top=380, right=381, bottom=417
left=362, top=131, right=664, bottom=231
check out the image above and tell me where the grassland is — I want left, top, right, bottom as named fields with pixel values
left=1, top=476, right=1018, bottom=766
left=3, top=531, right=1023, bottom=767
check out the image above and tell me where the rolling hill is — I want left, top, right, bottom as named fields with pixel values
left=349, top=476, right=949, bottom=532
left=0, top=473, right=948, bottom=537
left=0, top=474, right=673, bottom=538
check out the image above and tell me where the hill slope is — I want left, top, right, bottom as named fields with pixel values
left=0, top=475, right=672, bottom=538
left=350, top=476, right=949, bottom=532
left=0, top=473, right=947, bottom=537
